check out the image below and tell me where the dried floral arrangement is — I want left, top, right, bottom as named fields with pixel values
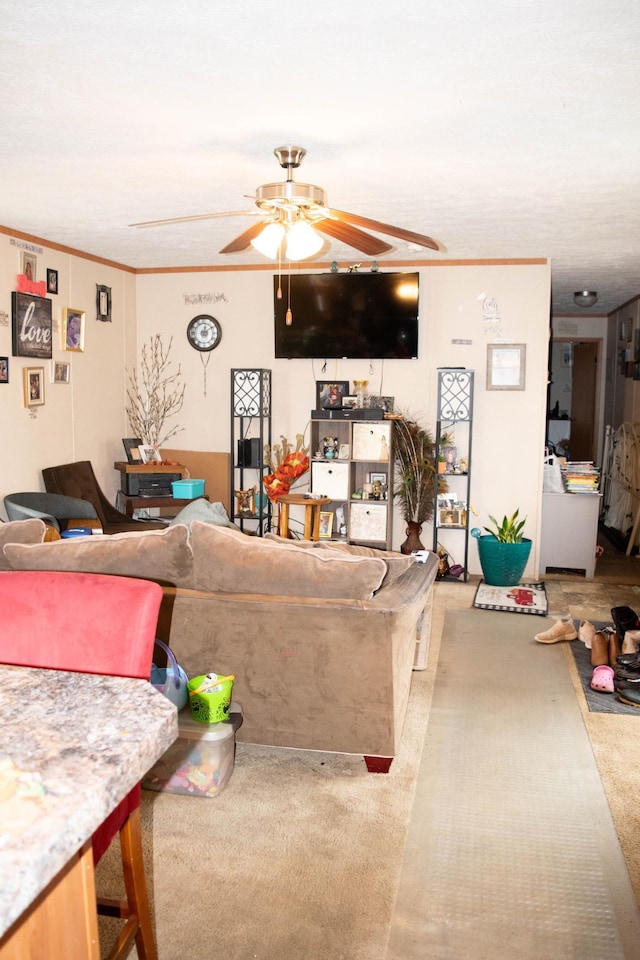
left=263, top=434, right=310, bottom=502
left=393, top=414, right=441, bottom=525
left=126, top=334, right=185, bottom=447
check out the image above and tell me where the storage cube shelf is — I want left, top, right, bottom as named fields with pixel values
left=310, top=414, right=393, bottom=549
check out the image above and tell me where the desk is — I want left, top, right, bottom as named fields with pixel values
left=276, top=493, right=332, bottom=541
left=116, top=492, right=208, bottom=518
left=0, top=666, right=177, bottom=957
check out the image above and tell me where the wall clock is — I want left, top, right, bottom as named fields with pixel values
left=187, top=315, right=221, bottom=397
left=186, top=315, right=222, bottom=352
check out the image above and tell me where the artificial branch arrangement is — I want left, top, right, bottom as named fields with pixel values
left=126, top=334, right=186, bottom=447
left=393, top=414, right=441, bottom=525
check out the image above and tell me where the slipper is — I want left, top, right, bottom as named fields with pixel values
left=591, top=665, right=615, bottom=693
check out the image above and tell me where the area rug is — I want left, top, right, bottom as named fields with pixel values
left=473, top=579, right=548, bottom=615
left=95, top=667, right=433, bottom=960
left=387, top=609, right=640, bottom=959
left=568, top=622, right=640, bottom=716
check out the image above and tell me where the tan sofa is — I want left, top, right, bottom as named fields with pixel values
left=2, top=520, right=438, bottom=768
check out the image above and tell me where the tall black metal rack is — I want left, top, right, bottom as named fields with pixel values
left=230, top=368, right=272, bottom=535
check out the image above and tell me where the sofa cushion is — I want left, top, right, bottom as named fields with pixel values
left=190, top=522, right=386, bottom=599
left=3, top=524, right=193, bottom=586
left=0, top=519, right=48, bottom=570
left=264, top=533, right=415, bottom=587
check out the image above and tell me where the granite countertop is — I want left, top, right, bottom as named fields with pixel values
left=0, top=664, right=178, bottom=939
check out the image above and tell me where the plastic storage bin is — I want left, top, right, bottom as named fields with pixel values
left=142, top=703, right=242, bottom=798
left=171, top=479, right=205, bottom=498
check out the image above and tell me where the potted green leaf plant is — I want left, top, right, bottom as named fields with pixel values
left=471, top=509, right=532, bottom=585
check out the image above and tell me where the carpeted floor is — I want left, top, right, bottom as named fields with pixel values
left=387, top=608, right=640, bottom=959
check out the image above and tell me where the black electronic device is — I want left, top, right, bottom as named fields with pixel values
left=274, top=271, right=419, bottom=360
left=311, top=407, right=386, bottom=420
left=237, top=438, right=262, bottom=467
left=120, top=472, right=181, bottom=497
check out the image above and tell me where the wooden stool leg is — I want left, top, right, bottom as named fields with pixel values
left=303, top=504, right=314, bottom=540
left=311, top=504, right=322, bottom=541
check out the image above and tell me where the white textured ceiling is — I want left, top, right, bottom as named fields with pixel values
left=1, top=0, right=639, bottom=315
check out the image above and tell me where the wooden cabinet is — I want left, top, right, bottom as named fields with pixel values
left=310, top=415, right=393, bottom=548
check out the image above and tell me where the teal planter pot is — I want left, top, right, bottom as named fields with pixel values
left=475, top=535, right=532, bottom=586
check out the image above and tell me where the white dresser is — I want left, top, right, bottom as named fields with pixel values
left=540, top=492, right=601, bottom=578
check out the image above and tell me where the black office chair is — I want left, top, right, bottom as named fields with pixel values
left=4, top=492, right=100, bottom=532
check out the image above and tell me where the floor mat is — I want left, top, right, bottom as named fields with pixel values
left=569, top=622, right=640, bottom=716
left=473, top=579, right=548, bottom=615
left=387, top=609, right=640, bottom=960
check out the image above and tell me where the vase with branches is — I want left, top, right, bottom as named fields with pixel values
left=126, top=334, right=186, bottom=448
left=393, top=414, right=442, bottom=554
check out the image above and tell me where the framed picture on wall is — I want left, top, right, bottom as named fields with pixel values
left=486, top=343, right=526, bottom=390
left=0, top=357, right=8, bottom=383
left=23, top=366, right=45, bottom=407
left=46, top=269, right=58, bottom=295
left=11, top=292, right=53, bottom=359
left=96, top=284, right=112, bottom=322
left=62, top=308, right=85, bottom=352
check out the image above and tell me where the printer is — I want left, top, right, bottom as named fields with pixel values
left=120, top=471, right=182, bottom=497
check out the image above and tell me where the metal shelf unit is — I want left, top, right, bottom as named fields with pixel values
left=230, top=368, right=272, bottom=536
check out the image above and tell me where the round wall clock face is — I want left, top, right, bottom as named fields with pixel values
left=186, top=315, right=222, bottom=352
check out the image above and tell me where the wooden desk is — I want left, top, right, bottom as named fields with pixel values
left=0, top=666, right=177, bottom=958
left=276, top=493, right=331, bottom=541
left=115, top=492, right=208, bottom=518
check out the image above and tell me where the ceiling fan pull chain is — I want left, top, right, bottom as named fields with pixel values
left=200, top=352, right=211, bottom=397
left=286, top=266, right=293, bottom=325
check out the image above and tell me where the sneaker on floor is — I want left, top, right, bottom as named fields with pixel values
left=579, top=620, right=595, bottom=649
left=535, top=617, right=578, bottom=643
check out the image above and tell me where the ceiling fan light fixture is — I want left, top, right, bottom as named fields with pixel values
left=573, top=290, right=598, bottom=308
left=250, top=222, right=285, bottom=259
left=285, top=219, right=323, bottom=261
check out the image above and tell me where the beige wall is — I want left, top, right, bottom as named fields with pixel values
left=0, top=226, right=551, bottom=577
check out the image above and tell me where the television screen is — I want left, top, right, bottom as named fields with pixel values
left=274, top=271, right=419, bottom=359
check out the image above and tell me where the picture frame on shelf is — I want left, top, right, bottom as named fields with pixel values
left=338, top=443, right=350, bottom=460
left=319, top=511, right=334, bottom=538
left=486, top=343, right=526, bottom=390
left=96, top=284, right=111, bottom=322
left=369, top=471, right=387, bottom=485
left=62, top=307, right=85, bottom=352
left=23, top=366, right=45, bottom=407
left=122, top=438, right=143, bottom=463
left=51, top=360, right=70, bottom=383
left=0, top=357, right=8, bottom=383
left=46, top=269, right=58, bottom=295
left=342, top=395, right=357, bottom=409
left=11, top=292, right=53, bottom=359
left=138, top=444, right=162, bottom=464
left=316, top=381, right=349, bottom=410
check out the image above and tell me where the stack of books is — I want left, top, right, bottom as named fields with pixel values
left=561, top=461, right=600, bottom=494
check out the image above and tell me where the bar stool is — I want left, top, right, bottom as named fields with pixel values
left=276, top=493, right=331, bottom=541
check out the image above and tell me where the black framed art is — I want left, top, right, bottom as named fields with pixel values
left=46, top=269, right=58, bottom=295
left=316, top=380, right=350, bottom=409
left=122, top=437, right=143, bottom=463
left=96, top=284, right=112, bottom=322
left=11, top=292, right=53, bottom=359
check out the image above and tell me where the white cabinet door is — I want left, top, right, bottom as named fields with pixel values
left=349, top=501, right=388, bottom=542
left=352, top=422, right=391, bottom=461
left=311, top=461, right=350, bottom=500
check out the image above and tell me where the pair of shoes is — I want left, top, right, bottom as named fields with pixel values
left=615, top=679, right=640, bottom=707
left=579, top=620, right=595, bottom=649
left=591, top=628, right=621, bottom=667
left=611, top=606, right=640, bottom=648
left=591, top=665, right=615, bottom=693
left=535, top=616, right=577, bottom=643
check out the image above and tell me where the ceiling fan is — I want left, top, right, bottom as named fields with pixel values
left=130, top=146, right=443, bottom=261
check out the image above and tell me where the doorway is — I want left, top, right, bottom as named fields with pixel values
left=548, top=340, right=601, bottom=462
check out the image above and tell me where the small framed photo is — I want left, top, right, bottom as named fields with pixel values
left=0, top=357, right=8, bottom=383
left=486, top=343, right=526, bottom=390
left=62, top=308, right=86, bottom=352
left=23, top=366, right=45, bottom=407
left=96, top=284, right=112, bottom=322
left=21, top=252, right=37, bottom=281
left=123, top=438, right=144, bottom=463
left=338, top=443, right=350, bottom=460
left=46, top=269, right=58, bottom=295
left=316, top=381, right=349, bottom=410
left=51, top=360, right=70, bottom=383
left=342, top=395, right=358, bottom=409
left=319, top=511, right=334, bottom=539
left=369, top=472, right=387, bottom=485
left=138, top=444, right=162, bottom=464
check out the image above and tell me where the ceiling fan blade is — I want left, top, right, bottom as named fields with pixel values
left=130, top=210, right=259, bottom=228
left=328, top=209, right=442, bottom=252
left=313, top=218, right=393, bottom=256
left=219, top=220, right=269, bottom=254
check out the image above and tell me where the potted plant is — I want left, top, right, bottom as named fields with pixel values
left=471, top=509, right=532, bottom=586
left=393, top=414, right=442, bottom=554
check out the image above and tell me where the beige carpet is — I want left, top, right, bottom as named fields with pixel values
left=388, top=608, right=640, bottom=960
left=96, top=660, right=435, bottom=959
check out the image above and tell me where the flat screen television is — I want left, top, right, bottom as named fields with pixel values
left=274, top=271, right=419, bottom=359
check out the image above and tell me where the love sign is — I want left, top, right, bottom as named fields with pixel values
left=11, top=292, right=53, bottom=359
